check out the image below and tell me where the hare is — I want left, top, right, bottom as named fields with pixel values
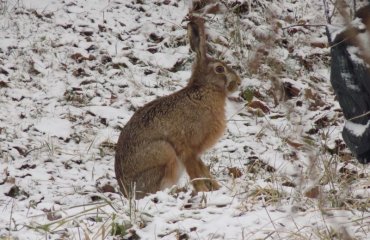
left=115, top=16, right=241, bottom=199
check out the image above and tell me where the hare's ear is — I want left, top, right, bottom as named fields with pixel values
left=187, top=16, right=207, bottom=62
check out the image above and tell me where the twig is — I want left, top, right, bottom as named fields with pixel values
left=8, top=199, right=15, bottom=239
left=348, top=111, right=370, bottom=121
left=263, top=231, right=274, bottom=240
left=323, top=0, right=334, bottom=43
left=24, top=146, right=43, bottom=157
left=282, top=24, right=327, bottom=30
left=263, top=206, right=281, bottom=240
left=353, top=0, right=357, bottom=16
left=323, top=0, right=332, bottom=24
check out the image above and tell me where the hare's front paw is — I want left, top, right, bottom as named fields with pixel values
left=208, top=180, right=221, bottom=191
left=193, top=179, right=221, bottom=192
left=193, top=180, right=210, bottom=192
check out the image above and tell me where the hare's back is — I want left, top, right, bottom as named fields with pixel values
left=118, top=85, right=226, bottom=152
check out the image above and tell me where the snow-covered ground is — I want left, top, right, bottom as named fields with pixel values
left=0, top=0, right=369, bottom=239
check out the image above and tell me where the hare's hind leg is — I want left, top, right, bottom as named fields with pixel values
left=134, top=166, right=165, bottom=199
left=133, top=141, right=181, bottom=198
left=184, top=156, right=221, bottom=192
left=160, top=156, right=183, bottom=190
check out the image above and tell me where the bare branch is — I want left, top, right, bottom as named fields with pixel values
left=323, top=0, right=332, bottom=24
left=282, top=24, right=327, bottom=30
left=349, top=111, right=370, bottom=121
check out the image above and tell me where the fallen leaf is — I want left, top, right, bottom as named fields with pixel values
left=227, top=167, right=243, bottom=178
left=304, top=186, right=320, bottom=199
left=248, top=100, right=270, bottom=113
left=286, top=139, right=304, bottom=149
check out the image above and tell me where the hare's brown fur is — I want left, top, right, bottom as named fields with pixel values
left=115, top=17, right=241, bottom=199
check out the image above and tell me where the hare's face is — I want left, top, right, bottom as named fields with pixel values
left=187, top=16, right=241, bottom=94
left=206, top=61, right=241, bottom=94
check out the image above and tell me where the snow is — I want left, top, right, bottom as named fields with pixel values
left=34, top=117, right=72, bottom=139
left=0, top=0, right=369, bottom=239
left=345, top=119, right=370, bottom=137
left=348, top=45, right=367, bottom=66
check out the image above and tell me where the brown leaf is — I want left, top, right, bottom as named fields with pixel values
left=17, top=163, right=36, bottom=170
left=248, top=100, right=270, bottom=113
left=72, top=68, right=89, bottom=77
left=286, top=139, right=304, bottom=149
left=227, top=167, right=243, bottom=178
left=149, top=33, right=164, bottom=43
left=0, top=67, right=9, bottom=75
left=304, top=186, right=320, bottom=199
left=71, top=53, right=95, bottom=63
left=5, top=185, right=29, bottom=199
left=310, top=41, right=327, bottom=48
left=71, top=53, right=85, bottom=63
left=282, top=181, right=296, bottom=187
left=246, top=158, right=276, bottom=173
left=283, top=82, right=300, bottom=99
left=98, top=183, right=116, bottom=193
left=46, top=211, right=62, bottom=221
left=304, top=88, right=325, bottom=109
left=314, top=116, right=330, bottom=128
left=339, top=166, right=358, bottom=180
left=13, top=146, right=27, bottom=157
left=0, top=81, right=9, bottom=88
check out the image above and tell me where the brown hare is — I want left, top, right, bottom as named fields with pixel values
left=115, top=16, right=241, bottom=199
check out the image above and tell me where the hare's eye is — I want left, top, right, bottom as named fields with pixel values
left=215, top=65, right=225, bottom=74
